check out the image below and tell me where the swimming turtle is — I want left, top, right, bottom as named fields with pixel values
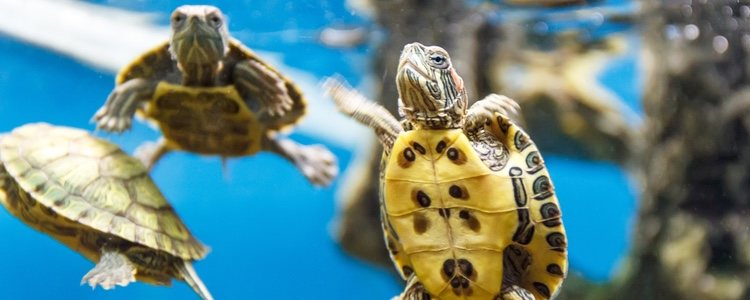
left=325, top=43, right=567, bottom=299
left=0, top=123, right=212, bottom=299
left=93, top=5, right=337, bottom=186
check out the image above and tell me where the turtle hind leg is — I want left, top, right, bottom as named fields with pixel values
left=395, top=276, right=433, bottom=300
left=80, top=250, right=136, bottom=290
left=498, top=285, right=536, bottom=300
left=262, top=135, right=338, bottom=187
left=134, top=138, right=172, bottom=171
left=174, top=260, right=214, bottom=300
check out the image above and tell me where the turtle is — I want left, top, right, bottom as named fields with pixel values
left=325, top=42, right=568, bottom=299
left=92, top=5, right=337, bottom=186
left=0, top=123, right=212, bottom=299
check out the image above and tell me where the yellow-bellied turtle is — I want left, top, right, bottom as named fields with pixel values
left=93, top=5, right=337, bottom=186
left=0, top=123, right=212, bottom=299
left=325, top=42, right=567, bottom=299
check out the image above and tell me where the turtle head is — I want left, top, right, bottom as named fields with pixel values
left=169, top=5, right=229, bottom=69
left=396, top=43, right=467, bottom=129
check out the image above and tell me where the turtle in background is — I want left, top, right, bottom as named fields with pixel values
left=93, top=5, right=337, bottom=186
left=325, top=43, right=567, bottom=299
left=0, top=123, right=212, bottom=299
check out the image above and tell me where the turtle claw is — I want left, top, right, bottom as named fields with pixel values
left=295, top=144, right=338, bottom=187
left=465, top=94, right=522, bottom=132
left=81, top=251, right=136, bottom=290
left=93, top=108, right=133, bottom=133
left=269, top=138, right=338, bottom=186
left=264, top=94, right=294, bottom=117
left=93, top=78, right=155, bottom=133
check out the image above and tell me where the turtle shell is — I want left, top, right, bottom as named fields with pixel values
left=116, top=39, right=306, bottom=157
left=0, top=123, right=207, bottom=262
left=381, top=115, right=567, bottom=299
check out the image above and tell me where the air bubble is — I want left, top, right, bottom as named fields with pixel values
left=666, top=25, right=680, bottom=40
left=591, top=12, right=604, bottom=26
left=685, top=24, right=700, bottom=40
left=533, top=21, right=548, bottom=34
left=713, top=36, right=729, bottom=54
left=722, top=5, right=733, bottom=17
left=741, top=6, right=750, bottom=18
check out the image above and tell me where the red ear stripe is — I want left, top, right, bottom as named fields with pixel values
left=450, top=69, right=464, bottom=94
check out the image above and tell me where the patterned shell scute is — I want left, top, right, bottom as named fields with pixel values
left=144, top=81, right=263, bottom=156
left=383, top=115, right=568, bottom=300
left=0, top=123, right=206, bottom=260
left=384, top=130, right=521, bottom=216
left=121, top=39, right=307, bottom=138
left=383, top=129, right=519, bottom=299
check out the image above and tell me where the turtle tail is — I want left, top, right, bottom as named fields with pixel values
left=174, top=260, right=213, bottom=300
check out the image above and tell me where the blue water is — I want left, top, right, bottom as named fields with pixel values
left=0, top=1, right=636, bottom=299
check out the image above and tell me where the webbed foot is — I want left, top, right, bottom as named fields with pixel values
left=264, top=137, right=338, bottom=187
left=81, top=250, right=136, bottom=290
left=234, top=60, right=294, bottom=117
left=93, top=78, right=156, bottom=133
left=465, top=94, right=521, bottom=133
left=133, top=138, right=171, bottom=170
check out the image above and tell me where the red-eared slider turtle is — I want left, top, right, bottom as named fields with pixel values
left=326, top=43, right=567, bottom=299
left=93, top=5, right=337, bottom=186
left=0, top=123, right=212, bottom=299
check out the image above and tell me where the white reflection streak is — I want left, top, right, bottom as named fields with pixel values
left=0, top=0, right=367, bottom=149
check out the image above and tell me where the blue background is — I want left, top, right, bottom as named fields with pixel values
left=0, top=0, right=637, bottom=299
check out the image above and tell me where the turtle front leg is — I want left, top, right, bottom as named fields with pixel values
left=464, top=94, right=521, bottom=134
left=134, top=138, right=174, bottom=171
left=81, top=250, right=136, bottom=290
left=233, top=59, right=294, bottom=117
left=323, top=77, right=403, bottom=151
left=261, top=135, right=338, bottom=187
left=93, top=78, right=157, bottom=133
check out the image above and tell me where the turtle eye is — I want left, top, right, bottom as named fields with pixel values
left=429, top=54, right=449, bottom=69
left=208, top=14, right=223, bottom=28
left=172, top=14, right=185, bottom=26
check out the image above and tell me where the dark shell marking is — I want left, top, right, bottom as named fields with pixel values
left=533, top=282, right=551, bottom=298
left=514, top=131, right=530, bottom=151
left=398, top=147, right=416, bottom=168
left=458, top=210, right=480, bottom=232
left=546, top=264, right=564, bottom=277
left=402, top=266, right=414, bottom=277
left=443, top=259, right=456, bottom=277
left=414, top=190, right=431, bottom=207
left=413, top=213, right=430, bottom=234
left=448, top=184, right=469, bottom=199
left=446, top=148, right=466, bottom=164
left=442, top=258, right=476, bottom=296
left=412, top=142, right=427, bottom=155
left=403, top=148, right=416, bottom=162
left=540, top=203, right=562, bottom=227
left=533, top=176, right=553, bottom=200
left=512, top=209, right=531, bottom=244
left=547, top=232, right=566, bottom=252
left=525, top=151, right=543, bottom=174
left=435, top=140, right=447, bottom=153
left=511, top=177, right=527, bottom=207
